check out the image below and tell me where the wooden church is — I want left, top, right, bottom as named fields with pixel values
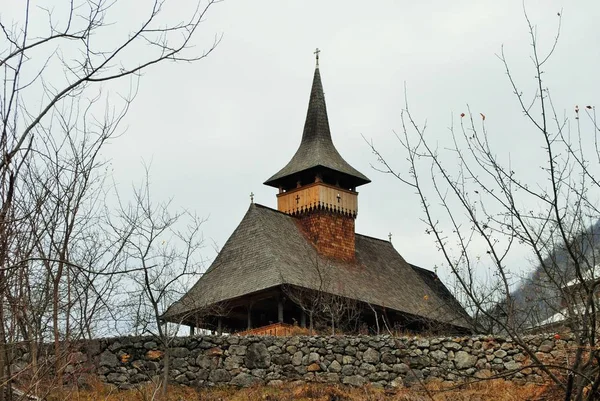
left=163, top=55, right=471, bottom=335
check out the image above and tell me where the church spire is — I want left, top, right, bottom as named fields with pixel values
left=264, top=53, right=370, bottom=190
left=301, top=61, right=331, bottom=145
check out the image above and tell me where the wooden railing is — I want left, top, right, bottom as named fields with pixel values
left=236, top=322, right=308, bottom=336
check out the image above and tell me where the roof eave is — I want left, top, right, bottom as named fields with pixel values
left=264, top=166, right=371, bottom=188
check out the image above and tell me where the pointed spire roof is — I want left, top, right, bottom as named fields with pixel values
left=264, top=65, right=370, bottom=188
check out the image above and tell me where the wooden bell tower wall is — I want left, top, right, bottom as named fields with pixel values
left=296, top=210, right=355, bottom=261
left=277, top=182, right=357, bottom=261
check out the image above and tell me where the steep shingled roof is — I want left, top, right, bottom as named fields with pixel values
left=263, top=67, right=370, bottom=188
left=164, top=204, right=470, bottom=330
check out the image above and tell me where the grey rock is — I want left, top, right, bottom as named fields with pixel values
left=362, top=348, right=380, bottom=363
left=196, top=369, right=209, bottom=380
left=343, top=375, right=367, bottom=387
left=410, top=355, right=430, bottom=368
left=175, top=374, right=188, bottom=384
left=224, top=355, right=244, bottom=370
left=268, top=345, right=282, bottom=354
left=99, top=351, right=119, bottom=368
left=292, top=351, right=303, bottom=366
left=358, top=363, right=376, bottom=375
left=96, top=366, right=110, bottom=379
left=369, top=371, right=389, bottom=381
left=144, top=361, right=159, bottom=371
left=231, top=372, right=263, bottom=387
left=272, top=353, right=291, bottom=365
left=209, top=369, right=231, bottom=383
left=295, top=366, right=307, bottom=375
left=328, top=360, right=342, bottom=373
left=504, top=360, right=522, bottom=371
left=341, top=365, right=355, bottom=376
left=245, top=343, right=271, bottom=368
left=196, top=355, right=219, bottom=369
left=443, top=342, right=461, bottom=351
left=143, top=341, right=158, bottom=350
left=393, top=363, right=410, bottom=374
left=494, top=350, right=508, bottom=358
left=323, top=372, right=340, bottom=383
left=131, top=373, right=148, bottom=384
left=308, top=352, right=320, bottom=363
left=429, top=350, right=446, bottom=361
left=227, top=336, right=240, bottom=345
left=538, top=340, right=554, bottom=353
left=454, top=351, right=477, bottom=369
left=106, top=373, right=127, bottom=383
left=229, top=345, right=247, bottom=356
left=390, top=377, right=404, bottom=388
left=171, top=358, right=188, bottom=369
left=170, top=347, right=190, bottom=358
left=404, top=370, right=424, bottom=387
left=198, top=340, right=216, bottom=349
left=345, top=346, right=357, bottom=355
left=381, top=352, right=396, bottom=364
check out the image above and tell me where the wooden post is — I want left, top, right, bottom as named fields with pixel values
left=300, top=310, right=306, bottom=328
left=189, top=325, right=195, bottom=336
left=278, top=298, right=284, bottom=323
left=217, top=317, right=223, bottom=336
left=247, top=305, right=252, bottom=330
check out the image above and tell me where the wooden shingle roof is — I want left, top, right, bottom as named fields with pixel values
left=164, top=204, right=471, bottom=330
left=264, top=67, right=370, bottom=189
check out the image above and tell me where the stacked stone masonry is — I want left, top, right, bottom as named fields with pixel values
left=11, top=334, right=572, bottom=389
left=297, top=210, right=355, bottom=261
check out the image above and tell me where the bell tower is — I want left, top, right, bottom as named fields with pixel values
left=264, top=51, right=370, bottom=261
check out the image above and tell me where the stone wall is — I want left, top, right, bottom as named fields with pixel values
left=12, top=334, right=570, bottom=389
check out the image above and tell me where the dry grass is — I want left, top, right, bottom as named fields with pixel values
left=45, top=378, right=559, bottom=401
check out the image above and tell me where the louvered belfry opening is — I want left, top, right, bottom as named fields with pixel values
left=264, top=64, right=370, bottom=261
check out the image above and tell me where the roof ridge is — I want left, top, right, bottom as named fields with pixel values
left=355, top=232, right=392, bottom=244
left=252, top=202, right=294, bottom=216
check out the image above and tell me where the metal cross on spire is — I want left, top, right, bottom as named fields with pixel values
left=250, top=192, right=254, bottom=203
left=314, top=48, right=320, bottom=67
left=388, top=232, right=393, bottom=243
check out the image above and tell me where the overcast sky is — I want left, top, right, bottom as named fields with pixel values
left=5, top=0, right=600, bottom=286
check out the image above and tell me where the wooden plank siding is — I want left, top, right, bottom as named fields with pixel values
left=277, top=183, right=358, bottom=216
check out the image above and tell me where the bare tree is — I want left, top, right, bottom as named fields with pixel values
left=282, top=248, right=327, bottom=335
left=116, top=169, right=206, bottom=399
left=283, top=240, right=361, bottom=335
left=368, top=9, right=600, bottom=401
left=1, top=0, right=220, bottom=397
left=319, top=290, right=360, bottom=335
